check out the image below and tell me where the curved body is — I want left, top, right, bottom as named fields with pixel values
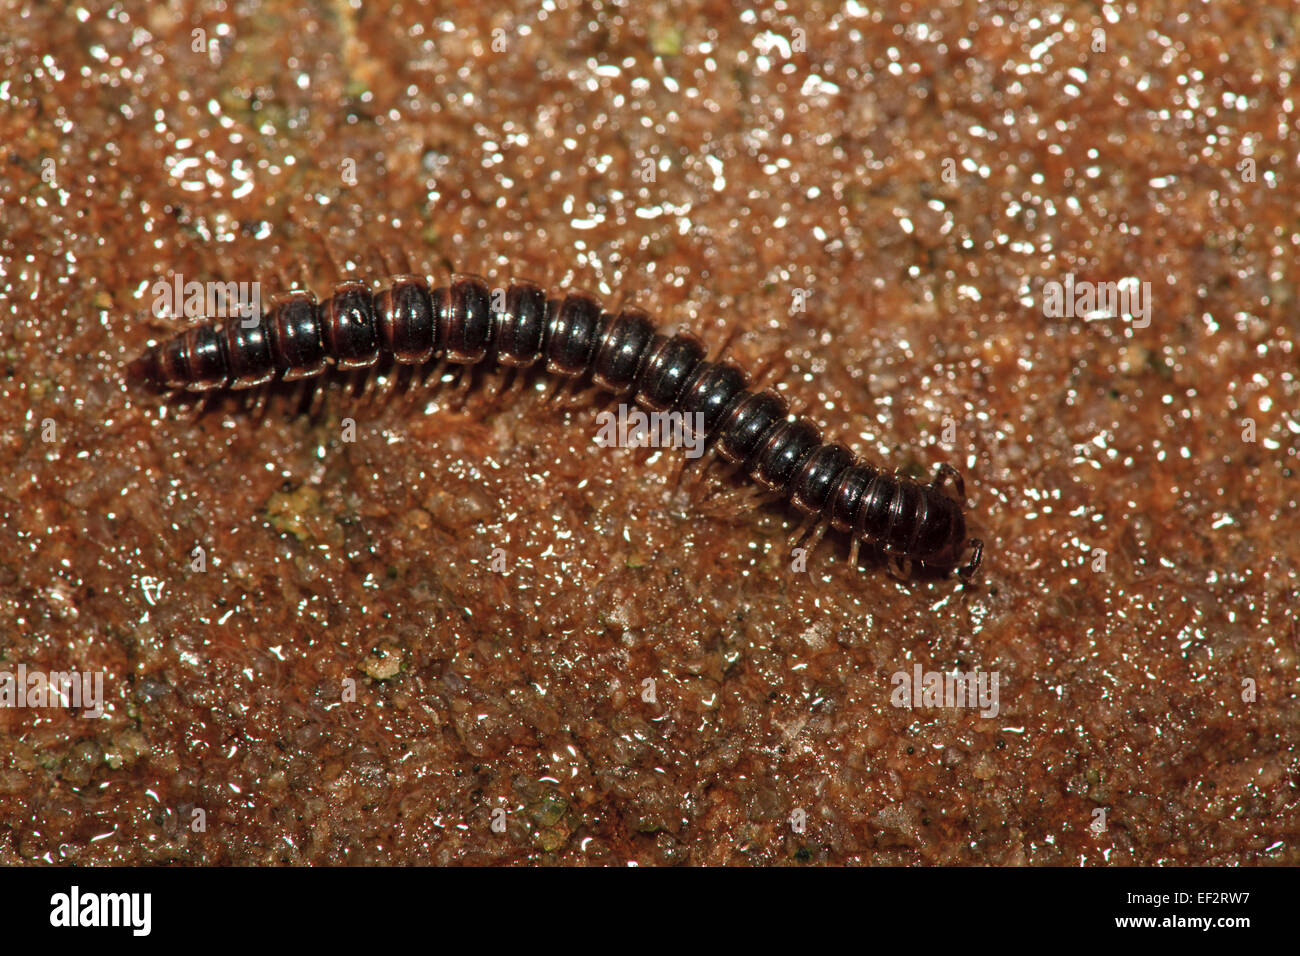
left=130, top=273, right=984, bottom=578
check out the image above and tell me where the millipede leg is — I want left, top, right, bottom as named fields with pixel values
left=749, top=352, right=791, bottom=391
left=671, top=441, right=715, bottom=493
left=697, top=486, right=781, bottom=519
left=487, top=367, right=518, bottom=404
left=885, top=552, right=913, bottom=581
left=800, top=519, right=829, bottom=558
left=377, top=243, right=418, bottom=279
left=543, top=377, right=570, bottom=406
left=296, top=218, right=340, bottom=285
left=291, top=378, right=312, bottom=417
left=292, top=259, right=314, bottom=292
left=786, top=515, right=815, bottom=549
left=369, top=245, right=396, bottom=278
left=348, top=367, right=371, bottom=400
left=848, top=535, right=861, bottom=568
left=187, top=390, right=219, bottom=424
left=384, top=363, right=414, bottom=403
left=396, top=245, right=415, bottom=275
left=958, top=538, right=984, bottom=581
left=248, top=385, right=272, bottom=425
left=681, top=453, right=717, bottom=502
left=306, top=376, right=330, bottom=420
left=690, top=457, right=740, bottom=506
left=668, top=450, right=694, bottom=492
left=324, top=236, right=349, bottom=283
left=417, top=358, right=442, bottom=391
left=448, top=366, right=474, bottom=409
left=558, top=382, right=600, bottom=409
left=707, top=320, right=742, bottom=363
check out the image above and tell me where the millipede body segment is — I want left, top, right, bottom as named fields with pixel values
left=129, top=272, right=984, bottom=579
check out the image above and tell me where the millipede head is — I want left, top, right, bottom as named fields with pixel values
left=127, top=345, right=165, bottom=388
left=908, top=487, right=967, bottom=569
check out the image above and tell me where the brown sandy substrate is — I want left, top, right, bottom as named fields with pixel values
left=0, top=1, right=1296, bottom=864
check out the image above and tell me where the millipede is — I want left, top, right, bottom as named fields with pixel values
left=129, top=268, right=984, bottom=580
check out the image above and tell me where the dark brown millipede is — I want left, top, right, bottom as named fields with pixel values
left=129, top=269, right=984, bottom=580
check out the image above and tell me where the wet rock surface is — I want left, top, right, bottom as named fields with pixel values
left=0, top=2, right=1296, bottom=864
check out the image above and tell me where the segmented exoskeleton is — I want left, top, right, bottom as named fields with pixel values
left=129, top=272, right=984, bottom=579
